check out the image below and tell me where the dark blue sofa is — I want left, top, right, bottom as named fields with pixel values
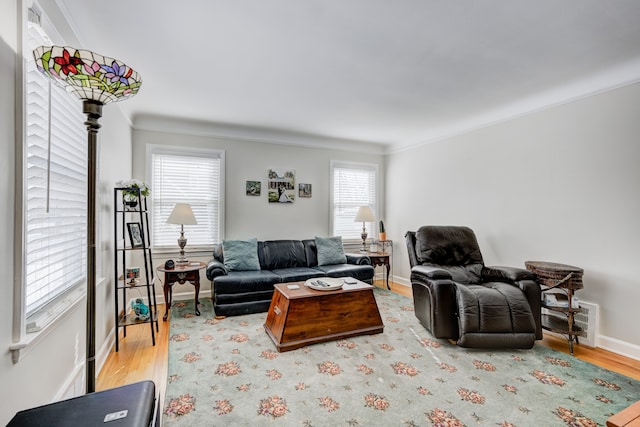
left=206, top=239, right=374, bottom=316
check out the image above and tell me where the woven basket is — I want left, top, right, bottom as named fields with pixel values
left=525, top=261, right=584, bottom=290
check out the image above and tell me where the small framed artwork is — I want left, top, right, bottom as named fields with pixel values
left=246, top=180, right=261, bottom=196
left=299, top=183, right=312, bottom=198
left=127, top=222, right=144, bottom=248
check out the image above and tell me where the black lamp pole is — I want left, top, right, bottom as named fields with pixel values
left=83, top=99, right=103, bottom=394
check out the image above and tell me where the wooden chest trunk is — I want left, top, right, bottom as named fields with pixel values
left=263, top=281, right=384, bottom=352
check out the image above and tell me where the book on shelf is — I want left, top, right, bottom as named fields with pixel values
left=543, top=292, right=580, bottom=309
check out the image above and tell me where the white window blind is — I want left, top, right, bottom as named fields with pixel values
left=24, top=21, right=87, bottom=317
left=151, top=150, right=223, bottom=248
left=331, top=161, right=378, bottom=239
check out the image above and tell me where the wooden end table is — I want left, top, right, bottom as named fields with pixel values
left=158, top=261, right=206, bottom=320
left=264, top=279, right=384, bottom=352
left=352, top=250, right=391, bottom=289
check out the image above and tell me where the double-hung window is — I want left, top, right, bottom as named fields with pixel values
left=330, top=161, right=379, bottom=240
left=20, top=10, right=87, bottom=323
left=149, top=146, right=224, bottom=250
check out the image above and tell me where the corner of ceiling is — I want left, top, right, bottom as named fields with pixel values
left=387, top=57, right=640, bottom=155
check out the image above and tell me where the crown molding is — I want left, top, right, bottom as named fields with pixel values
left=133, top=114, right=387, bottom=155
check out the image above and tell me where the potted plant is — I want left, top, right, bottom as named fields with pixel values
left=378, top=220, right=387, bottom=241
left=116, top=179, right=150, bottom=208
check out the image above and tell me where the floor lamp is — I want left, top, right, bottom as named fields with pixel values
left=33, top=46, right=141, bottom=393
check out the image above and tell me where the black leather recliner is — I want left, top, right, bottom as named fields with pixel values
left=406, top=226, right=542, bottom=349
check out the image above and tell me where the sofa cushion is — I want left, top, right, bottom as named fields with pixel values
left=260, top=240, right=308, bottom=270
left=271, top=267, right=325, bottom=283
left=222, top=238, right=261, bottom=271
left=302, top=239, right=318, bottom=266
left=315, top=236, right=347, bottom=266
left=213, top=270, right=278, bottom=294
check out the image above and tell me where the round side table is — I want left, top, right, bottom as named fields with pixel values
left=158, top=261, right=206, bottom=320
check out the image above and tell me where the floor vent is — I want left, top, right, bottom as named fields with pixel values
left=542, top=300, right=598, bottom=348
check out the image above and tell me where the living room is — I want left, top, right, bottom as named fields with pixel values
left=1, top=0, right=640, bottom=425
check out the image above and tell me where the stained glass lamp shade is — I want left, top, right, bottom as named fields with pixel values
left=32, top=45, right=141, bottom=104
left=32, top=45, right=141, bottom=394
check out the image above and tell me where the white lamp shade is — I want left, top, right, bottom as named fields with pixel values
left=166, top=203, right=198, bottom=225
left=354, top=206, right=376, bottom=222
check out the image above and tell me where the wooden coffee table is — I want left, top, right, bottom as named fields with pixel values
left=264, top=279, right=384, bottom=352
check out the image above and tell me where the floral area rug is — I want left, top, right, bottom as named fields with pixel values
left=163, top=288, right=639, bottom=426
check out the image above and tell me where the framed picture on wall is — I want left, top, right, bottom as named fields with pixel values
left=246, top=180, right=261, bottom=196
left=299, top=183, right=312, bottom=198
left=127, top=222, right=144, bottom=248
left=268, top=169, right=295, bottom=203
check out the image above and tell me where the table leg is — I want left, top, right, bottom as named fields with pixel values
left=163, top=275, right=172, bottom=321
left=384, top=260, right=391, bottom=290
left=194, top=271, right=201, bottom=316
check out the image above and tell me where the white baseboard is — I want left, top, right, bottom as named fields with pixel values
left=55, top=362, right=84, bottom=400
left=597, top=334, right=640, bottom=361
left=393, top=275, right=411, bottom=287
left=160, top=289, right=212, bottom=304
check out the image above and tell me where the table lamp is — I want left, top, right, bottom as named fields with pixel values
left=354, top=206, right=376, bottom=252
left=166, top=203, right=198, bottom=264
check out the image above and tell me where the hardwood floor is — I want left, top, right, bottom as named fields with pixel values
left=97, top=309, right=169, bottom=397
left=96, top=280, right=640, bottom=400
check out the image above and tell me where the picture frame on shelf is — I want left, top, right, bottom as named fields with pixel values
left=125, top=266, right=140, bottom=286
left=127, top=222, right=144, bottom=248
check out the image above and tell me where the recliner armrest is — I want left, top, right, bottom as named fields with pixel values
left=411, top=265, right=452, bottom=280
left=206, top=259, right=228, bottom=281
left=410, top=266, right=458, bottom=339
left=482, top=266, right=536, bottom=282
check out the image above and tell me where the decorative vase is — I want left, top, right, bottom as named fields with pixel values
left=125, top=200, right=138, bottom=211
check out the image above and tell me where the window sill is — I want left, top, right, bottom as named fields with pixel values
left=9, top=278, right=105, bottom=364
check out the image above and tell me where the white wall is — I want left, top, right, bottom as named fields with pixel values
left=132, top=126, right=385, bottom=299
left=0, top=0, right=134, bottom=421
left=387, top=82, right=640, bottom=357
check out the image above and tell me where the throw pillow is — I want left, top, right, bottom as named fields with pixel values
left=222, top=238, right=261, bottom=271
left=315, top=236, right=347, bottom=266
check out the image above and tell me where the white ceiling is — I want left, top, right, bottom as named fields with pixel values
left=54, top=0, right=640, bottom=151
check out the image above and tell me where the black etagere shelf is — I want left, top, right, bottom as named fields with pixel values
left=113, top=187, right=159, bottom=351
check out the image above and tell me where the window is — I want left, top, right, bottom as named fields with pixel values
left=22, top=14, right=87, bottom=319
left=330, top=161, right=378, bottom=240
left=149, top=147, right=224, bottom=250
